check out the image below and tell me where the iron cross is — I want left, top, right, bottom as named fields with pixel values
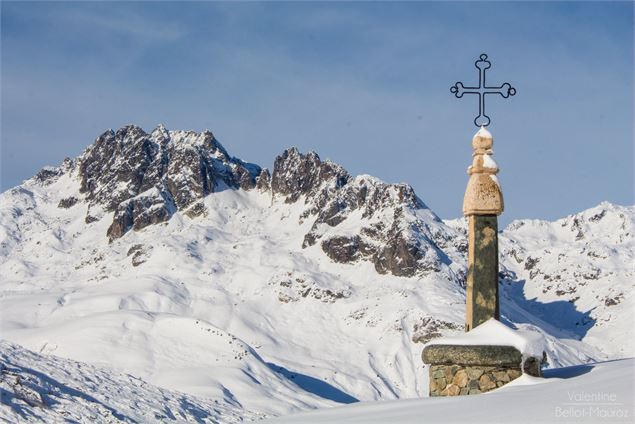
left=450, top=54, right=516, bottom=127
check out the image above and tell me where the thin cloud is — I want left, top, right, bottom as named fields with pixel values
left=1, top=1, right=632, bottom=223
left=4, top=2, right=184, bottom=42
left=62, top=7, right=184, bottom=42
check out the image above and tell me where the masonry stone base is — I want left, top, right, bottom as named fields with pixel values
left=422, top=344, right=541, bottom=397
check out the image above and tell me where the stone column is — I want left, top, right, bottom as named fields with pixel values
left=463, top=127, right=504, bottom=331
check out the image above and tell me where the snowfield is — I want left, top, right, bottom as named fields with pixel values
left=1, top=339, right=261, bottom=423
left=266, top=358, right=634, bottom=423
left=1, top=126, right=633, bottom=422
left=2, top=340, right=632, bottom=423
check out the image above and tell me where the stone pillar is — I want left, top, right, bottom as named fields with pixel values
left=463, top=127, right=503, bottom=331
left=422, top=128, right=544, bottom=398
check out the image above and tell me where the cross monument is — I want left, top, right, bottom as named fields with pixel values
left=451, top=53, right=516, bottom=331
left=421, top=55, right=542, bottom=398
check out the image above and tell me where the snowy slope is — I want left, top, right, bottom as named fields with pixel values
left=0, top=173, right=461, bottom=414
left=445, top=204, right=635, bottom=361
left=0, top=339, right=261, bottom=423
left=3, top=341, right=631, bottom=424
left=0, top=125, right=632, bottom=421
left=499, top=203, right=635, bottom=359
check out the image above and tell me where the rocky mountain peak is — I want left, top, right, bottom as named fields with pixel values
left=270, top=147, right=351, bottom=204
left=268, top=148, right=457, bottom=279
left=27, top=126, right=462, bottom=278
left=76, top=128, right=461, bottom=278
left=77, top=125, right=261, bottom=240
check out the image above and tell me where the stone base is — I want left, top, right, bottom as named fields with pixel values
left=422, top=344, right=541, bottom=397
left=429, top=364, right=523, bottom=396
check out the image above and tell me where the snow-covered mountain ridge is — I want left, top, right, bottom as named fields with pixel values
left=499, top=202, right=634, bottom=358
left=1, top=125, right=632, bottom=421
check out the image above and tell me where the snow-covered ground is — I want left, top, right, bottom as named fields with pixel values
left=1, top=126, right=633, bottom=422
left=266, top=358, right=634, bottom=423
left=0, top=339, right=261, bottom=422
left=2, top=338, right=632, bottom=423
left=0, top=172, right=465, bottom=419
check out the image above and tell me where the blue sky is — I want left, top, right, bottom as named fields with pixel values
left=1, top=1, right=633, bottom=225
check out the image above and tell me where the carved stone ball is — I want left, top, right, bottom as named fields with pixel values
left=472, top=128, right=493, bottom=151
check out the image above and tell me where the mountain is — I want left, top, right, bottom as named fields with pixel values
left=499, top=202, right=634, bottom=358
left=1, top=125, right=632, bottom=421
left=75, top=124, right=262, bottom=240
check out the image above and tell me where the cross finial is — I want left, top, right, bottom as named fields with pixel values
left=450, top=54, right=516, bottom=127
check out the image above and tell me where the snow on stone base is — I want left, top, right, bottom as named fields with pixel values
left=426, top=318, right=545, bottom=359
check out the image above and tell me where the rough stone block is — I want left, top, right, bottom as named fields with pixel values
left=492, top=370, right=510, bottom=382
left=479, top=374, right=497, bottom=391
left=452, top=370, right=468, bottom=388
left=422, top=344, right=543, bottom=397
left=432, top=368, right=445, bottom=379
left=441, top=384, right=460, bottom=396
left=422, top=344, right=522, bottom=366
left=465, top=215, right=500, bottom=331
left=468, top=379, right=480, bottom=390
left=507, top=369, right=522, bottom=379
left=523, top=356, right=542, bottom=377
left=466, top=367, right=484, bottom=380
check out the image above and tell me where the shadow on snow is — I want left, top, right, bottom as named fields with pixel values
left=500, top=276, right=596, bottom=340
left=0, top=363, right=133, bottom=422
left=543, top=363, right=594, bottom=379
left=266, top=362, right=359, bottom=404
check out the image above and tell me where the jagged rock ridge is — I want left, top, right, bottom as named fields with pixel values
left=270, top=147, right=460, bottom=278
left=48, top=125, right=465, bottom=279
left=77, top=125, right=262, bottom=240
left=19, top=125, right=634, bottom=293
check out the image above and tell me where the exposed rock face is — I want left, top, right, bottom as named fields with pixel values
left=35, top=158, right=73, bottom=186
left=78, top=125, right=261, bottom=240
left=126, top=244, right=150, bottom=267
left=25, top=126, right=466, bottom=278
left=271, top=148, right=351, bottom=203
left=321, top=236, right=363, bottom=263
left=270, top=148, right=461, bottom=278
left=269, top=272, right=351, bottom=304
left=58, top=196, right=79, bottom=209
left=27, top=125, right=465, bottom=278
left=35, top=167, right=64, bottom=185
left=183, top=201, right=207, bottom=219
left=106, top=188, right=176, bottom=240
left=256, top=169, right=271, bottom=192
left=411, top=317, right=461, bottom=344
